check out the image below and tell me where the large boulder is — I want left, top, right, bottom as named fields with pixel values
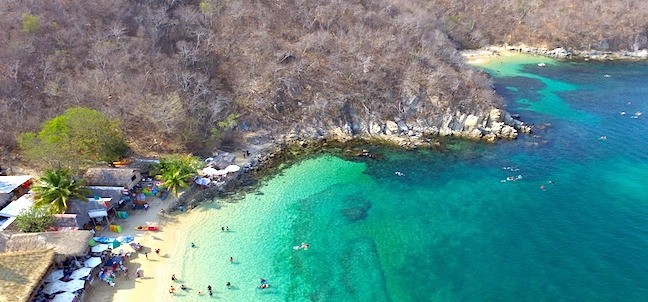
left=385, top=121, right=400, bottom=135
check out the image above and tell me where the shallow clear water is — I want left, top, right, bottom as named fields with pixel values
left=170, top=56, right=648, bottom=301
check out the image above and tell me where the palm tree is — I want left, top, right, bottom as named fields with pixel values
left=158, top=168, right=195, bottom=197
left=32, top=168, right=91, bottom=214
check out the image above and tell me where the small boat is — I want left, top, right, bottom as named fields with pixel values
left=537, top=62, right=546, bottom=67
left=134, top=226, right=159, bottom=231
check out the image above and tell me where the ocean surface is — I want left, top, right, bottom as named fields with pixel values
left=167, top=54, right=648, bottom=301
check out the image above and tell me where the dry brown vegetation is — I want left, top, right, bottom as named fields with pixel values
left=1, top=0, right=646, bottom=158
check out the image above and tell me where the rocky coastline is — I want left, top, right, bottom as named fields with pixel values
left=169, top=106, right=532, bottom=211
left=466, top=45, right=648, bottom=61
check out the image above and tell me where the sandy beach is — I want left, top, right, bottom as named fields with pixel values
left=84, top=148, right=262, bottom=302
left=82, top=193, right=183, bottom=302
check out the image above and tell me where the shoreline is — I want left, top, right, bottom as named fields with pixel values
left=83, top=136, right=489, bottom=302
left=462, top=45, right=648, bottom=61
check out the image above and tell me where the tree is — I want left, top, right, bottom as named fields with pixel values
left=22, top=13, right=40, bottom=33
left=14, top=207, right=54, bottom=233
left=155, top=155, right=201, bottom=197
left=18, top=107, right=130, bottom=169
left=31, top=168, right=91, bottom=214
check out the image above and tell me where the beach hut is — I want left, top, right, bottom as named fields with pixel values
left=0, top=249, right=56, bottom=302
left=83, top=168, right=142, bottom=190
left=0, top=175, right=32, bottom=208
left=5, top=230, right=93, bottom=264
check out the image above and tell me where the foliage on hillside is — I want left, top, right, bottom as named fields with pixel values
left=1, top=0, right=646, bottom=157
left=18, top=107, right=129, bottom=168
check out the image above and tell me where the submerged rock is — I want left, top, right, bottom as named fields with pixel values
left=341, top=196, right=373, bottom=222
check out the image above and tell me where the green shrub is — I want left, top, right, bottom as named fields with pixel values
left=15, top=206, right=54, bottom=233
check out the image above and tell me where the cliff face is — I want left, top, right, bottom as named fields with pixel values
left=289, top=107, right=528, bottom=147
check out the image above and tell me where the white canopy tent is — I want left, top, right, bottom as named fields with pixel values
left=224, top=164, right=241, bottom=173
left=60, top=280, right=86, bottom=293
left=69, top=267, right=93, bottom=279
left=52, top=292, right=78, bottom=302
left=43, top=281, right=67, bottom=295
left=84, top=257, right=102, bottom=268
left=44, top=269, right=65, bottom=283
left=91, top=244, right=110, bottom=253
left=202, top=167, right=218, bottom=175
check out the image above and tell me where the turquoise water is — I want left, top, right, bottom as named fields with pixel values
left=170, top=59, right=648, bottom=301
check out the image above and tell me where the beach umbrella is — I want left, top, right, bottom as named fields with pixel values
left=214, top=169, right=228, bottom=176
left=84, top=257, right=102, bottom=268
left=118, top=243, right=137, bottom=255
left=91, top=244, right=109, bottom=253
left=111, top=240, right=121, bottom=249
left=224, top=164, right=241, bottom=173
left=42, top=281, right=67, bottom=295
left=69, top=267, right=93, bottom=279
left=60, top=280, right=86, bottom=293
left=195, top=177, right=210, bottom=186
left=202, top=167, right=218, bottom=175
left=44, top=269, right=65, bottom=283
left=52, top=292, right=77, bottom=302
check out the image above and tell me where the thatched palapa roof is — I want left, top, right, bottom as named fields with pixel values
left=0, top=249, right=55, bottom=302
left=5, top=230, right=92, bottom=263
left=83, top=168, right=140, bottom=188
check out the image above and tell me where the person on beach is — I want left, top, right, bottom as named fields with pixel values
left=172, top=274, right=177, bottom=281
left=155, top=248, right=161, bottom=256
left=169, top=286, right=176, bottom=294
left=191, top=242, right=196, bottom=248
left=226, top=282, right=231, bottom=288
left=229, top=256, right=234, bottom=263
left=221, top=227, right=225, bottom=231
left=135, top=268, right=142, bottom=278
left=260, top=284, right=268, bottom=289
left=226, top=226, right=230, bottom=231
left=145, top=252, right=148, bottom=259
left=208, top=285, right=212, bottom=291
left=181, top=284, right=188, bottom=291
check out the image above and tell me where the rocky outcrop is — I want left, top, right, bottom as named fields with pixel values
left=496, top=44, right=648, bottom=60
left=286, top=107, right=530, bottom=148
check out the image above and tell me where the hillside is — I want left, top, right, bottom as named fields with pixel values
left=1, top=0, right=646, bottom=159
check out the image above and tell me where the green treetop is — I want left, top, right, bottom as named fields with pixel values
left=18, top=107, right=130, bottom=169
left=31, top=168, right=91, bottom=214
